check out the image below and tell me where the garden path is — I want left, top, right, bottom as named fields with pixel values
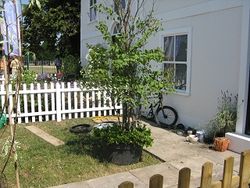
left=51, top=121, right=240, bottom=188
left=25, top=125, right=65, bottom=146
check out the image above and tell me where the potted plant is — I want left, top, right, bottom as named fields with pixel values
left=81, top=0, right=174, bottom=164
left=206, top=91, right=238, bottom=151
left=91, top=123, right=153, bottom=164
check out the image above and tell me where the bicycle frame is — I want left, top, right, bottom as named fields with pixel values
left=146, top=94, right=164, bottom=122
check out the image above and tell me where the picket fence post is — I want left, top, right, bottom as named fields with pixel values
left=118, top=181, right=134, bottom=188
left=149, top=174, right=163, bottom=188
left=56, top=82, right=62, bottom=122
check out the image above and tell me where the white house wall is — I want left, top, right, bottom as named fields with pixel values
left=81, top=0, right=243, bottom=130
left=154, top=7, right=242, bottom=129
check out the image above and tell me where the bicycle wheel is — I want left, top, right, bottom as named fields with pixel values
left=156, top=106, right=178, bottom=126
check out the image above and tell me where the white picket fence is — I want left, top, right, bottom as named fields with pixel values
left=0, top=82, right=122, bottom=124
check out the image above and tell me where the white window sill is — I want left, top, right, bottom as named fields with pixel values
left=174, top=90, right=190, bottom=96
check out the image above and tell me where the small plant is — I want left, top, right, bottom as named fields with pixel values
left=22, top=70, right=37, bottom=85
left=91, top=123, right=153, bottom=148
left=206, top=90, right=238, bottom=141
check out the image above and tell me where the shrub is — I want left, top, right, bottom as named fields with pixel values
left=62, top=55, right=80, bottom=80
left=205, top=90, right=238, bottom=142
left=11, top=69, right=37, bottom=86
left=91, top=124, right=153, bottom=148
left=22, top=70, right=37, bottom=84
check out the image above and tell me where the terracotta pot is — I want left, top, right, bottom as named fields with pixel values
left=213, top=137, right=230, bottom=152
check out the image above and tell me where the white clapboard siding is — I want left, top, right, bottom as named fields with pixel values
left=0, top=81, right=122, bottom=124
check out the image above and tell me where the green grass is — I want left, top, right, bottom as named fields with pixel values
left=0, top=118, right=160, bottom=187
left=28, top=65, right=56, bottom=74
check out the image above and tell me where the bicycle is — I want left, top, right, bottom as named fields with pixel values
left=140, top=93, right=178, bottom=127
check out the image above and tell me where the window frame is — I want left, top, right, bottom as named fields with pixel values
left=89, top=0, right=97, bottom=23
left=161, top=27, right=192, bottom=96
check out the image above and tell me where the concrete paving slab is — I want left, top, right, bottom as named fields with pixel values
left=130, top=163, right=179, bottom=187
left=195, top=147, right=241, bottom=173
left=86, top=171, right=145, bottom=188
left=168, top=155, right=225, bottom=179
left=25, top=125, right=64, bottom=146
left=50, top=181, right=91, bottom=188
left=50, top=121, right=241, bottom=188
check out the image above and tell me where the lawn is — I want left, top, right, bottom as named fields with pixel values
left=28, top=65, right=56, bottom=74
left=0, top=118, right=160, bottom=187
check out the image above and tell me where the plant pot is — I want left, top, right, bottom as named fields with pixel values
left=105, top=144, right=142, bottom=165
left=213, top=137, right=230, bottom=152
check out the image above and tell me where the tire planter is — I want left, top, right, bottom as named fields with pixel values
left=69, top=124, right=92, bottom=134
left=105, top=144, right=142, bottom=165
left=213, top=137, right=230, bottom=152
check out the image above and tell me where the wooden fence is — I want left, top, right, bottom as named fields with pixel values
left=0, top=82, right=122, bottom=124
left=118, top=150, right=250, bottom=188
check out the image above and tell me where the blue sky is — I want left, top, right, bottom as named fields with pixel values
left=21, top=0, right=29, bottom=5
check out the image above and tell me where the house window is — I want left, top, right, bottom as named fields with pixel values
left=112, top=23, right=121, bottom=43
left=163, top=29, right=191, bottom=94
left=114, top=0, right=126, bottom=13
left=89, top=0, right=97, bottom=22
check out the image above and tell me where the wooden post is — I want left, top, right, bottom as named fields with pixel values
left=222, top=156, right=234, bottom=188
left=91, top=90, right=95, bottom=117
left=239, top=150, right=250, bottom=188
left=80, top=89, right=84, bottom=118
left=97, top=89, right=101, bottom=116
left=178, top=167, right=191, bottom=188
left=86, top=90, right=90, bottom=117
left=118, top=181, right=134, bottom=188
left=61, top=82, right=65, bottom=120
left=73, top=82, right=78, bottom=118
left=56, top=82, right=61, bottom=122
left=23, top=84, right=28, bottom=123
left=44, top=83, right=49, bottom=121
left=200, top=162, right=213, bottom=188
left=30, top=83, right=35, bottom=122
left=37, top=83, right=42, bottom=122
left=51, top=82, right=55, bottom=120
left=67, top=82, right=72, bottom=119
left=149, top=174, right=163, bottom=188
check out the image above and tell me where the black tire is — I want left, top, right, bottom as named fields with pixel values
left=69, top=124, right=92, bottom=133
left=156, top=106, right=178, bottom=126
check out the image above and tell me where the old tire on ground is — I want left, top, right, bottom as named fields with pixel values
left=69, top=124, right=92, bottom=134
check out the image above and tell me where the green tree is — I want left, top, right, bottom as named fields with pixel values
left=82, top=0, right=174, bottom=128
left=22, top=0, right=80, bottom=59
